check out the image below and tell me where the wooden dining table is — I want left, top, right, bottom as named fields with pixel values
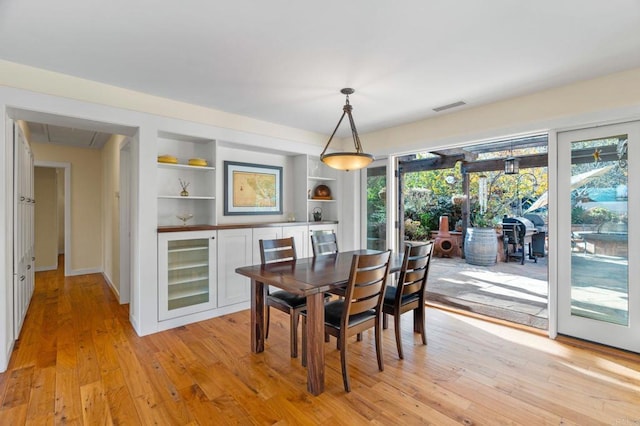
left=235, top=249, right=404, bottom=395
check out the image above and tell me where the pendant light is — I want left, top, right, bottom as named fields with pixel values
left=504, top=144, right=519, bottom=175
left=320, top=88, right=374, bottom=171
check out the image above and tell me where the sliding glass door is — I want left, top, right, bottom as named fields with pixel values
left=557, top=121, right=639, bottom=352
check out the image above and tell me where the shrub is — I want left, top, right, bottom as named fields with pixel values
left=404, top=219, right=429, bottom=241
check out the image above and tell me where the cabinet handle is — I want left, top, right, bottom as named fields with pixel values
left=211, top=236, right=215, bottom=239
left=32, top=257, right=36, bottom=261
left=20, top=196, right=25, bottom=201
left=20, top=275, right=25, bottom=281
left=27, top=264, right=31, bottom=270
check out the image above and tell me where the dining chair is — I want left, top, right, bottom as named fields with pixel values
left=302, top=250, right=392, bottom=392
left=259, top=237, right=330, bottom=358
left=310, top=231, right=339, bottom=256
left=311, top=230, right=347, bottom=298
left=382, top=241, right=434, bottom=360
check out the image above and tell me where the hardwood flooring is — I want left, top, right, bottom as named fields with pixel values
left=1, top=262, right=639, bottom=424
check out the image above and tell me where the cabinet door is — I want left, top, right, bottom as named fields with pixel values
left=252, top=227, right=282, bottom=264
left=217, top=228, right=253, bottom=307
left=282, top=225, right=309, bottom=258
left=158, top=231, right=217, bottom=321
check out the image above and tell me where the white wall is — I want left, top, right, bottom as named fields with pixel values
left=34, top=167, right=58, bottom=271
left=215, top=145, right=295, bottom=225
left=57, top=169, right=65, bottom=254
left=364, top=67, right=640, bottom=155
left=102, top=134, right=126, bottom=298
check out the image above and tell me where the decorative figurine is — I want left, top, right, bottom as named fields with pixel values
left=176, top=213, right=193, bottom=226
left=179, top=178, right=190, bottom=196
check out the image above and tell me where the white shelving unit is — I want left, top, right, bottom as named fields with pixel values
left=307, top=157, right=339, bottom=222
left=157, top=132, right=216, bottom=226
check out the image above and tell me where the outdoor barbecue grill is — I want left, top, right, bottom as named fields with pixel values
left=524, top=214, right=547, bottom=258
left=502, top=216, right=539, bottom=264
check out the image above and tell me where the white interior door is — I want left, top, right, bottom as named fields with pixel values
left=13, top=123, right=35, bottom=337
left=557, top=121, right=638, bottom=352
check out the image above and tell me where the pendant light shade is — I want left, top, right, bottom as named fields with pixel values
left=320, top=88, right=374, bottom=171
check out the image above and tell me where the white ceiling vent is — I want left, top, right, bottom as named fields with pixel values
left=433, top=101, right=467, bottom=112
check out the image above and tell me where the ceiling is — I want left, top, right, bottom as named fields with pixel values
left=2, top=1, right=640, bottom=146
left=26, top=122, right=112, bottom=149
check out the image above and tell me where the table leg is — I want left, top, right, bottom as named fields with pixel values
left=251, top=279, right=266, bottom=353
left=305, top=292, right=325, bottom=395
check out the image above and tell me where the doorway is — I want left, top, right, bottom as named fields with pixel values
left=392, top=135, right=550, bottom=328
left=33, top=163, right=70, bottom=274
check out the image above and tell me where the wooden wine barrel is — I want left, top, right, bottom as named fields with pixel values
left=464, top=227, right=498, bottom=266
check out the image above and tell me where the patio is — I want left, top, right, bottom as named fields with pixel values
left=426, top=255, right=549, bottom=329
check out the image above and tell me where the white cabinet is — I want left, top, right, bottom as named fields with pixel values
left=158, top=231, right=217, bottom=320
left=282, top=225, right=310, bottom=258
left=157, top=132, right=216, bottom=226
left=251, top=227, right=282, bottom=264
left=309, top=223, right=338, bottom=238
left=217, top=228, right=253, bottom=307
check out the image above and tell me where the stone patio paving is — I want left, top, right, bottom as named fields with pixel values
left=426, top=255, right=549, bottom=329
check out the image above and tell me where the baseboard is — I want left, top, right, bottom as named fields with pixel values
left=0, top=338, right=15, bottom=373
left=102, top=272, right=120, bottom=300
left=67, top=267, right=102, bottom=276
left=35, top=265, right=57, bottom=272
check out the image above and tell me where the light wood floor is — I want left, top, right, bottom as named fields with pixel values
left=1, top=262, right=639, bottom=425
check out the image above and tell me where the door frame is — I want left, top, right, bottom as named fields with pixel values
left=119, top=139, right=131, bottom=304
left=555, top=121, right=638, bottom=352
left=360, top=157, right=396, bottom=251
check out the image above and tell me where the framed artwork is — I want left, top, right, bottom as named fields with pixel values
left=224, top=161, right=283, bottom=215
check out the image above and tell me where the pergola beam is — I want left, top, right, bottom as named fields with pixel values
left=399, top=154, right=466, bottom=173
left=461, top=153, right=548, bottom=173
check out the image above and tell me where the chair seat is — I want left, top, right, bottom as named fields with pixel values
left=383, top=285, right=419, bottom=307
left=269, top=290, right=307, bottom=308
left=270, top=291, right=333, bottom=309
left=324, top=300, right=376, bottom=329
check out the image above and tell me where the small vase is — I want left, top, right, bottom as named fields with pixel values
left=180, top=190, right=189, bottom=197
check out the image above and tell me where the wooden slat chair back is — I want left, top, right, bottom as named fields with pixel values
left=310, top=231, right=339, bottom=256
left=259, top=237, right=297, bottom=264
left=382, top=241, right=434, bottom=359
left=303, top=250, right=392, bottom=392
left=259, top=237, right=303, bottom=358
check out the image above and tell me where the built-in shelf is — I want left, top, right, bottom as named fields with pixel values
left=158, top=195, right=216, bottom=200
left=168, top=260, right=209, bottom=271
left=157, top=134, right=217, bottom=226
left=157, top=162, right=215, bottom=172
left=168, top=288, right=209, bottom=300
left=308, top=199, right=336, bottom=203
left=308, top=176, right=336, bottom=181
left=168, top=275, right=209, bottom=286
